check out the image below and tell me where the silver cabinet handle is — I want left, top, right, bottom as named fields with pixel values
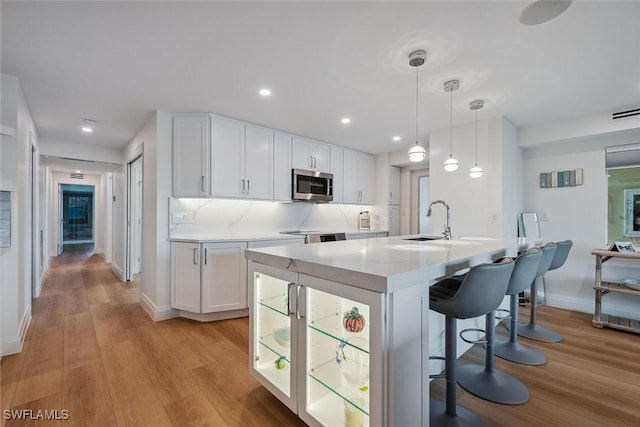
left=390, top=191, right=393, bottom=202
left=204, top=248, right=207, bottom=264
left=201, top=176, right=206, bottom=192
left=242, top=179, right=246, bottom=194
left=309, top=156, right=313, bottom=168
left=296, top=285, right=305, bottom=319
left=193, top=248, right=199, bottom=265
left=247, top=179, right=250, bottom=194
left=313, top=156, right=317, bottom=169
left=286, top=282, right=295, bottom=316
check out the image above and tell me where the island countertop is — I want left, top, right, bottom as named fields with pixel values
left=245, top=235, right=537, bottom=293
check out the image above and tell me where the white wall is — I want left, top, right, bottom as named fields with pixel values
left=523, top=129, right=640, bottom=317
left=1, top=74, right=38, bottom=355
left=39, top=138, right=122, bottom=164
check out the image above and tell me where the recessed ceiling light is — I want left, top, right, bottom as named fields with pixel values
left=341, top=117, right=351, bottom=125
left=75, top=170, right=82, bottom=173
left=82, top=126, right=93, bottom=133
left=259, top=88, right=271, bottom=96
left=82, top=118, right=96, bottom=133
left=393, top=136, right=401, bottom=141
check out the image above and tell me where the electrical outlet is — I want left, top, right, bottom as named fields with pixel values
left=539, top=211, right=550, bottom=221
left=173, top=211, right=194, bottom=223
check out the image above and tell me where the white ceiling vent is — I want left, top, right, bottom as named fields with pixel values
left=610, top=106, right=640, bottom=122
left=70, top=173, right=84, bottom=179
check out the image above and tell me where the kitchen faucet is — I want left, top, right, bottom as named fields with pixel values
left=427, top=200, right=451, bottom=240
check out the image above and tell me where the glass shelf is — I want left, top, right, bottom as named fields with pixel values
left=308, top=358, right=370, bottom=416
left=258, top=293, right=288, bottom=317
left=258, top=331, right=291, bottom=363
left=308, top=313, right=370, bottom=354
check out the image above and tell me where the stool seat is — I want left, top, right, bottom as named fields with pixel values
left=429, top=259, right=514, bottom=427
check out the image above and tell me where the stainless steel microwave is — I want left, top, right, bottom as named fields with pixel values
left=292, top=169, right=333, bottom=202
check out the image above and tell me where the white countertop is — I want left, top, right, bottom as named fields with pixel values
left=168, top=229, right=388, bottom=243
left=245, top=235, right=539, bottom=293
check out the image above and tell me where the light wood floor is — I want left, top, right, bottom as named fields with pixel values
left=2, top=248, right=640, bottom=426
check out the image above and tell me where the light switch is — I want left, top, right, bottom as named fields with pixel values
left=539, top=211, right=550, bottom=221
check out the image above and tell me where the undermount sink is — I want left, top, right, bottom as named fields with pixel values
left=403, top=236, right=443, bottom=241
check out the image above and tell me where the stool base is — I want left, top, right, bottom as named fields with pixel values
left=430, top=401, right=488, bottom=427
left=515, top=322, right=562, bottom=343
left=456, top=364, right=529, bottom=404
left=494, top=341, right=546, bottom=365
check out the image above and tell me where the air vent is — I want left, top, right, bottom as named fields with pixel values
left=70, top=173, right=84, bottom=180
left=611, top=106, right=640, bottom=121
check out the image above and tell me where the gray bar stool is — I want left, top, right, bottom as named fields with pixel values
left=494, top=247, right=546, bottom=365
left=429, top=258, right=515, bottom=427
left=514, top=242, right=561, bottom=342
left=456, top=249, right=543, bottom=403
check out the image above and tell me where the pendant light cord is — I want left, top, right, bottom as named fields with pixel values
left=415, top=67, right=419, bottom=145
left=449, top=89, right=453, bottom=158
left=474, top=108, right=478, bottom=166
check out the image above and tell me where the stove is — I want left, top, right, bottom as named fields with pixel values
left=280, top=230, right=346, bottom=244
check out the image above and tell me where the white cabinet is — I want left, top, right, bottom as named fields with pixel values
left=292, top=136, right=331, bottom=172
left=343, top=148, right=374, bottom=205
left=389, top=166, right=400, bottom=205
left=211, top=117, right=273, bottom=200
left=170, top=241, right=248, bottom=314
left=173, top=114, right=210, bottom=197
left=330, top=145, right=343, bottom=203
left=388, top=205, right=400, bottom=236
left=274, top=132, right=292, bottom=201
left=249, top=263, right=383, bottom=427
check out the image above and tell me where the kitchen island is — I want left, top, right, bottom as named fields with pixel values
left=245, top=235, right=536, bottom=427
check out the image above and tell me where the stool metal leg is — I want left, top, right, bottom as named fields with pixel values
left=516, top=277, right=562, bottom=343
left=456, top=311, right=529, bottom=404
left=495, top=294, right=546, bottom=365
left=430, top=316, right=488, bottom=427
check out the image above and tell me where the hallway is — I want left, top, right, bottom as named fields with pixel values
left=0, top=248, right=304, bottom=427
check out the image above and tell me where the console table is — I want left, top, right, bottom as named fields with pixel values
left=592, top=249, right=640, bottom=333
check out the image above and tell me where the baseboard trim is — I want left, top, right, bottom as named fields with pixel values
left=2, top=306, right=32, bottom=356
left=110, top=262, right=125, bottom=281
left=139, top=292, right=178, bottom=321
left=545, top=294, right=593, bottom=315
left=178, top=308, right=249, bottom=322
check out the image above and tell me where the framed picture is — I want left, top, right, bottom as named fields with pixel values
left=610, top=241, right=637, bottom=253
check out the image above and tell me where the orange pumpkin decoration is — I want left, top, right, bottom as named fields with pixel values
left=343, top=307, right=365, bottom=333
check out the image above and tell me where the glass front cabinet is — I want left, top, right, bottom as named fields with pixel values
left=249, top=262, right=384, bottom=427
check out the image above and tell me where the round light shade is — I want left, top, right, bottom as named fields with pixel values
left=408, top=144, right=426, bottom=162
left=443, top=157, right=459, bottom=172
left=469, top=165, right=484, bottom=178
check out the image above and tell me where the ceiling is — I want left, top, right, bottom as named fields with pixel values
left=2, top=1, right=639, bottom=157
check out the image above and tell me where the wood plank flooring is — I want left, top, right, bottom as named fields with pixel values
left=2, top=246, right=640, bottom=426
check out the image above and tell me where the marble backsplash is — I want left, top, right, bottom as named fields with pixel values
left=169, top=198, right=377, bottom=236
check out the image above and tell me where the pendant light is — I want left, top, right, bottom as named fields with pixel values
left=469, top=100, right=484, bottom=179
left=443, top=80, right=459, bottom=172
left=407, top=50, right=427, bottom=163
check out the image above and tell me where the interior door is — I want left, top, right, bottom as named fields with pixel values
left=58, top=183, right=63, bottom=255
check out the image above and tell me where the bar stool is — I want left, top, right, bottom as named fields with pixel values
left=429, top=258, right=514, bottom=427
left=456, top=249, right=543, bottom=403
left=514, top=242, right=561, bottom=342
left=494, top=247, right=546, bottom=366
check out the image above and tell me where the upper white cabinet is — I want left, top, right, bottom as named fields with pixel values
left=211, top=117, right=273, bottom=200
left=273, top=132, right=292, bottom=201
left=389, top=166, right=400, bottom=205
left=173, top=114, right=210, bottom=197
left=330, top=145, right=343, bottom=203
left=292, top=136, right=330, bottom=172
left=343, top=148, right=374, bottom=205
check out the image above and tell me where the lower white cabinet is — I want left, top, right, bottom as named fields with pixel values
left=171, top=241, right=247, bottom=314
left=249, top=262, right=384, bottom=427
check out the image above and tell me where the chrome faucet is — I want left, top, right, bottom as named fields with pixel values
left=427, top=200, right=451, bottom=240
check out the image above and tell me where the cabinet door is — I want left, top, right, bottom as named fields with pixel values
left=201, top=242, right=247, bottom=313
left=388, top=205, right=400, bottom=236
left=311, top=141, right=331, bottom=173
left=292, top=136, right=313, bottom=170
left=298, top=274, right=384, bottom=427
left=211, top=116, right=245, bottom=198
left=358, top=152, right=374, bottom=205
left=389, top=166, right=400, bottom=205
left=274, top=132, right=292, bottom=201
left=170, top=242, right=201, bottom=312
left=342, top=148, right=360, bottom=204
left=248, top=263, right=299, bottom=413
left=245, top=125, right=274, bottom=200
left=330, top=146, right=343, bottom=203
left=173, top=115, right=209, bottom=197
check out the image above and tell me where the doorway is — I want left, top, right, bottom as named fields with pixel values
left=410, top=169, right=430, bottom=234
left=59, top=184, right=95, bottom=251
left=126, top=154, right=143, bottom=281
